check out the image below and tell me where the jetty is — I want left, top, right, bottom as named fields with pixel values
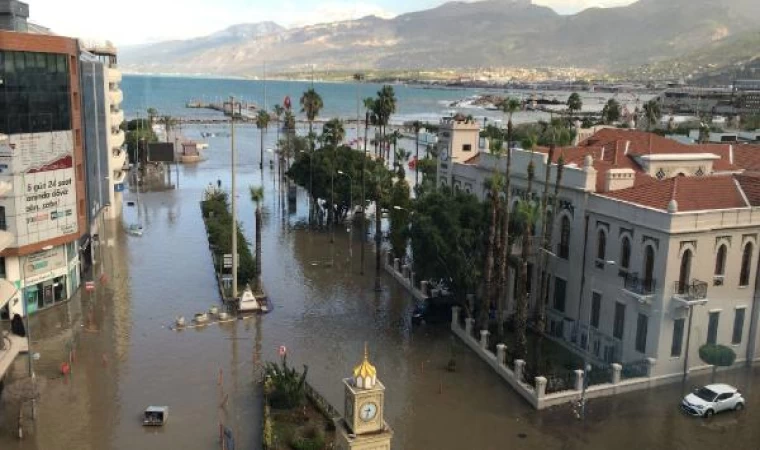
left=186, top=98, right=259, bottom=120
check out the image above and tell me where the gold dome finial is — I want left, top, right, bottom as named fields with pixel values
left=353, top=342, right=377, bottom=388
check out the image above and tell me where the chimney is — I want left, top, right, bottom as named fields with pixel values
left=0, top=0, right=29, bottom=32
left=604, top=169, right=636, bottom=192
left=729, top=144, right=734, bottom=165
left=624, top=140, right=631, bottom=155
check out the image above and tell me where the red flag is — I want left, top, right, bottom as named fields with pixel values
left=283, top=96, right=291, bottom=110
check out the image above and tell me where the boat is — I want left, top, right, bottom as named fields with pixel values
left=143, top=406, right=169, bottom=426
left=175, top=316, right=186, bottom=327
left=238, top=285, right=269, bottom=313
left=127, top=224, right=143, bottom=236
left=193, top=312, right=209, bottom=324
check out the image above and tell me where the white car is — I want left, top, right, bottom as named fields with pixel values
left=681, top=383, right=745, bottom=418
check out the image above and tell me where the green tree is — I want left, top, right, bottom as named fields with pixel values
left=514, top=161, right=539, bottom=360
left=321, top=118, right=346, bottom=148
left=602, top=98, right=622, bottom=124
left=411, top=120, right=423, bottom=188
left=389, top=177, right=411, bottom=261
left=567, top=93, right=583, bottom=115
left=256, top=110, right=271, bottom=170
left=123, top=119, right=158, bottom=164
left=249, top=186, right=264, bottom=290
left=147, top=107, right=158, bottom=124
left=373, top=86, right=397, bottom=164
left=300, top=88, right=324, bottom=151
left=160, top=115, right=176, bottom=143
left=643, top=100, right=662, bottom=131
left=699, top=344, right=737, bottom=383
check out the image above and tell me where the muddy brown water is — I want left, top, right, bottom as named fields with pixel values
left=2, top=127, right=760, bottom=449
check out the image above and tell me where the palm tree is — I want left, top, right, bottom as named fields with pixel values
left=160, top=115, right=176, bottom=143
left=643, top=100, right=662, bottom=131
left=273, top=104, right=284, bottom=163
left=256, top=110, right=271, bottom=170
left=514, top=161, right=538, bottom=360
left=372, top=165, right=392, bottom=292
left=602, top=99, right=622, bottom=124
left=147, top=107, right=158, bottom=124
left=322, top=118, right=345, bottom=148
left=501, top=98, right=521, bottom=150
left=374, top=86, right=397, bottom=166
left=301, top=88, right=323, bottom=224
left=566, top=93, right=582, bottom=116
left=249, top=186, right=264, bottom=290
left=389, top=129, right=402, bottom=169
left=535, top=144, right=555, bottom=336
left=411, top=121, right=423, bottom=188
left=480, top=174, right=502, bottom=331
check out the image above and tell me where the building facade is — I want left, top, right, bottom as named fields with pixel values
left=442, top=125, right=760, bottom=379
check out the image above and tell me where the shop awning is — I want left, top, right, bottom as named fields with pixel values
left=0, top=278, right=17, bottom=309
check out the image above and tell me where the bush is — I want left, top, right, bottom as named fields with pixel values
left=264, top=357, right=309, bottom=410
left=200, top=191, right=256, bottom=289
left=290, top=426, right=325, bottom=450
left=699, top=344, right=736, bottom=382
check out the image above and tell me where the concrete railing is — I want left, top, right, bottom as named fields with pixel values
left=381, top=250, right=429, bottom=301
left=450, top=306, right=666, bottom=410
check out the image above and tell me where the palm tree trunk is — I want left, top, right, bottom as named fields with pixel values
left=255, top=205, right=262, bottom=290
left=374, top=188, right=382, bottom=292
left=498, top=131, right=514, bottom=342
left=479, top=191, right=499, bottom=330
left=415, top=128, right=420, bottom=189
left=536, top=145, right=556, bottom=334
left=362, top=113, right=369, bottom=276
left=515, top=161, right=536, bottom=361
left=260, top=127, right=265, bottom=170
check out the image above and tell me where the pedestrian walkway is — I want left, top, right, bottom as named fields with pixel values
left=0, top=332, right=29, bottom=381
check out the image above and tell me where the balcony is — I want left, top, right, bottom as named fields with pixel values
left=112, top=148, right=127, bottom=173
left=621, top=273, right=656, bottom=303
left=111, top=129, right=125, bottom=149
left=110, top=109, right=125, bottom=128
left=109, top=89, right=123, bottom=107
left=107, top=67, right=122, bottom=84
left=672, top=280, right=709, bottom=308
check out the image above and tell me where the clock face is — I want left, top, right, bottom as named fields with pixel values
left=359, top=402, right=378, bottom=422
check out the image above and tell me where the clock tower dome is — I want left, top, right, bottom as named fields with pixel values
left=335, top=344, right=393, bottom=450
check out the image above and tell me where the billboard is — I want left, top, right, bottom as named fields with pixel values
left=22, top=247, right=68, bottom=285
left=0, top=131, right=79, bottom=246
left=147, top=142, right=176, bottom=163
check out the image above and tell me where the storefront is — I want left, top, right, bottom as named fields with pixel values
left=20, top=244, right=80, bottom=315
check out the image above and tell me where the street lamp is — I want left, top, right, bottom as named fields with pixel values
left=580, top=259, right=616, bottom=420
left=337, top=170, right=353, bottom=243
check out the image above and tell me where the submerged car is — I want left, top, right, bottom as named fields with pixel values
left=681, top=384, right=745, bottom=418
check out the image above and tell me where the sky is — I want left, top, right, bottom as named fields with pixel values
left=27, top=0, right=638, bottom=46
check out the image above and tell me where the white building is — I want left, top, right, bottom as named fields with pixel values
left=443, top=125, right=760, bottom=379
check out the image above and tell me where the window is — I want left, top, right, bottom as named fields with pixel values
left=707, top=311, right=720, bottom=345
left=740, top=243, right=753, bottom=287
left=643, top=245, right=655, bottom=288
left=591, top=292, right=601, bottom=329
left=0, top=205, right=5, bottom=230
left=671, top=318, right=685, bottom=357
left=596, top=230, right=607, bottom=261
left=732, top=308, right=746, bottom=344
left=715, top=244, right=727, bottom=277
left=678, top=249, right=692, bottom=294
left=559, top=216, right=571, bottom=259
left=0, top=256, right=5, bottom=278
left=553, top=278, right=567, bottom=313
left=462, top=144, right=472, bottom=152
left=620, top=237, right=631, bottom=270
left=613, top=302, right=625, bottom=340
left=635, top=314, right=648, bottom=353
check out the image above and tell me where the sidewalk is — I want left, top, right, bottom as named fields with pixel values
left=0, top=332, right=29, bottom=381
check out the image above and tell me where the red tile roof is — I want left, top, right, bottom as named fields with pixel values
left=600, top=175, right=749, bottom=212
left=732, top=145, right=760, bottom=173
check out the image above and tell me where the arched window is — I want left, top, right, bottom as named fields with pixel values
left=643, top=246, right=655, bottom=292
left=597, top=230, right=607, bottom=261
left=715, top=245, right=727, bottom=277
left=620, top=237, right=631, bottom=270
left=559, top=216, right=571, bottom=259
left=678, top=250, right=692, bottom=294
left=740, top=243, right=753, bottom=287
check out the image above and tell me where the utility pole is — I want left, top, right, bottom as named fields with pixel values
left=230, top=96, right=238, bottom=299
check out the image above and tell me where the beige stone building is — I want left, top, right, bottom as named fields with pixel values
left=441, top=125, right=760, bottom=379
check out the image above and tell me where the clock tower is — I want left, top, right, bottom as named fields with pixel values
left=335, top=344, right=393, bottom=450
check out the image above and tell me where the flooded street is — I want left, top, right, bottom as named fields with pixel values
left=2, top=125, right=760, bottom=449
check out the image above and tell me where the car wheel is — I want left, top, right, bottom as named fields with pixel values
left=704, top=409, right=715, bottom=418
left=735, top=402, right=745, bottom=412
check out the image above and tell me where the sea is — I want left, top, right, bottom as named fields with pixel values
left=121, top=74, right=652, bottom=126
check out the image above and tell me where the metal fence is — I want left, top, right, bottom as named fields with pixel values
left=621, top=360, right=650, bottom=380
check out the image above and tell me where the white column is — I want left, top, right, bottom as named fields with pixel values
left=514, top=359, right=526, bottom=382
left=496, top=344, right=507, bottom=366
left=479, top=330, right=490, bottom=350
left=574, top=369, right=585, bottom=391
left=611, top=363, right=622, bottom=385
left=535, top=376, right=547, bottom=399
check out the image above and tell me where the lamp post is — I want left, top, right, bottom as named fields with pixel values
left=230, top=96, right=238, bottom=300
left=337, top=170, right=353, bottom=242
left=580, top=259, right=616, bottom=420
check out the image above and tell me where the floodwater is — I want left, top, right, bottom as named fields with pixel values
left=2, top=125, right=760, bottom=450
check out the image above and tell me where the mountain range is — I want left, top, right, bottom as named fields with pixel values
left=119, top=0, right=760, bottom=77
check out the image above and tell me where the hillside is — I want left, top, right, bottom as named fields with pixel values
left=119, top=0, right=760, bottom=76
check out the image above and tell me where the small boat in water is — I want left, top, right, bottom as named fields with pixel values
left=127, top=223, right=143, bottom=236
left=143, top=406, right=169, bottom=426
left=238, top=285, right=269, bottom=313
left=193, top=312, right=209, bottom=324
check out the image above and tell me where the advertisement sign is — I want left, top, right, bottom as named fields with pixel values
left=22, top=247, right=67, bottom=285
left=0, top=131, right=79, bottom=246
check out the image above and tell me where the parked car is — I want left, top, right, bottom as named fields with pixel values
left=681, top=384, right=745, bottom=418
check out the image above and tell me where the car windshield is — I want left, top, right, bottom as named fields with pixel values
left=694, top=388, right=718, bottom=402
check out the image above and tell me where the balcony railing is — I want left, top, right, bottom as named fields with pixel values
left=623, top=273, right=656, bottom=296
left=673, top=280, right=708, bottom=301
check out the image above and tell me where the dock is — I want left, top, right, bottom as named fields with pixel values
left=186, top=99, right=259, bottom=121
